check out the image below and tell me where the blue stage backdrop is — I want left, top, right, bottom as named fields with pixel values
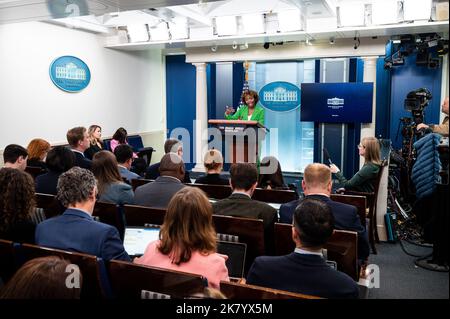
left=249, top=61, right=316, bottom=173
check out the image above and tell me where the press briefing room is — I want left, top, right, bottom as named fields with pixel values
left=0, top=0, right=449, bottom=304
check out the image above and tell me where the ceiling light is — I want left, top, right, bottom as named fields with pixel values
left=277, top=9, right=302, bottom=32
left=211, top=44, right=218, bottom=52
left=372, top=1, right=400, bottom=25
left=241, top=13, right=265, bottom=35
left=215, top=16, right=237, bottom=36
left=149, top=21, right=170, bottom=41
left=403, top=0, right=432, bottom=21
left=232, top=41, right=238, bottom=50
left=127, top=24, right=149, bottom=43
left=329, top=37, right=335, bottom=45
left=169, top=17, right=188, bottom=40
left=338, top=3, right=365, bottom=27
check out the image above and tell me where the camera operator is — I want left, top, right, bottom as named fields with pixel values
left=417, top=97, right=449, bottom=137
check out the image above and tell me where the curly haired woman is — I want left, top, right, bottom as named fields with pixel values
left=0, top=168, right=36, bottom=243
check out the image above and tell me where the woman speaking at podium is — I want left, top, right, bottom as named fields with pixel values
left=225, top=90, right=265, bottom=126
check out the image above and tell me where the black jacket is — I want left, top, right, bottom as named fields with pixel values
left=279, top=194, right=370, bottom=260
left=247, top=252, right=359, bottom=299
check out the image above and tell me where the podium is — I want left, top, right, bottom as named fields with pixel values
left=208, top=120, right=268, bottom=164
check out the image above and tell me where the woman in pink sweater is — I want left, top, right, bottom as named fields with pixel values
left=134, top=187, right=229, bottom=289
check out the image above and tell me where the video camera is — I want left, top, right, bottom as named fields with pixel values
left=404, top=88, right=432, bottom=125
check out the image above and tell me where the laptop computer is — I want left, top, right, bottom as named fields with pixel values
left=123, top=226, right=160, bottom=257
left=217, top=241, right=247, bottom=279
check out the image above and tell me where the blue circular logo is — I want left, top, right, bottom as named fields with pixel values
left=259, top=81, right=301, bottom=112
left=50, top=56, right=91, bottom=93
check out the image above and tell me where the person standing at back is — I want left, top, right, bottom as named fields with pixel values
left=417, top=96, right=449, bottom=137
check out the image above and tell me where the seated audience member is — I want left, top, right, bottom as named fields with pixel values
left=145, top=138, right=191, bottom=183
left=0, top=256, right=82, bottom=299
left=84, top=125, right=103, bottom=160
left=26, top=138, right=51, bottom=169
left=92, top=151, right=134, bottom=205
left=195, top=149, right=228, bottom=185
left=257, top=156, right=288, bottom=190
left=0, top=168, right=36, bottom=243
left=279, top=163, right=369, bottom=261
left=134, top=153, right=186, bottom=208
left=330, top=137, right=381, bottom=192
left=35, top=167, right=130, bottom=262
left=35, top=146, right=75, bottom=195
left=2, top=144, right=28, bottom=171
left=212, top=163, right=278, bottom=251
left=114, top=144, right=141, bottom=183
left=66, top=127, right=92, bottom=170
left=135, top=187, right=229, bottom=289
left=247, top=199, right=359, bottom=299
left=110, top=127, right=146, bottom=176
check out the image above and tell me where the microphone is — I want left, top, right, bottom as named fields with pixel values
left=323, top=148, right=333, bottom=165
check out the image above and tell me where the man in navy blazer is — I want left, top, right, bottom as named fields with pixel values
left=35, top=167, right=130, bottom=262
left=67, top=126, right=92, bottom=170
left=279, top=163, right=370, bottom=261
left=247, top=198, right=359, bottom=299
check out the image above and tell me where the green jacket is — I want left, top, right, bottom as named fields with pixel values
left=225, top=104, right=265, bottom=126
left=335, top=162, right=380, bottom=193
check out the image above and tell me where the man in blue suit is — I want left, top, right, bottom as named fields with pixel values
left=279, top=163, right=370, bottom=261
left=67, top=126, right=92, bottom=170
left=35, top=167, right=130, bottom=262
left=247, top=198, right=359, bottom=299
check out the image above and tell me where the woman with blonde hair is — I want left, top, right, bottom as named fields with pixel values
left=26, top=138, right=51, bottom=169
left=92, top=151, right=134, bottom=205
left=134, top=187, right=229, bottom=289
left=84, top=125, right=103, bottom=160
left=330, top=136, right=381, bottom=192
left=195, top=149, right=228, bottom=185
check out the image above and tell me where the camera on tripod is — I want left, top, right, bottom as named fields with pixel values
left=404, top=88, right=433, bottom=137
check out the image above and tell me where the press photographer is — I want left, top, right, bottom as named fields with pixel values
left=416, top=97, right=449, bottom=137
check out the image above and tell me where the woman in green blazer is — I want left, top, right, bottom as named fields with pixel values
left=225, top=90, right=265, bottom=126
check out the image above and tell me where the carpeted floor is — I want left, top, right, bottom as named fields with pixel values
left=367, top=242, right=449, bottom=299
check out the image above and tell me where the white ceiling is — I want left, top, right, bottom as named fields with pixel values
left=0, top=0, right=448, bottom=51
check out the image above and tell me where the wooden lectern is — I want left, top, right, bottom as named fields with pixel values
left=208, top=120, right=268, bottom=164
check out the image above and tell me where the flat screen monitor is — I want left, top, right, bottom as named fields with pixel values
left=300, top=82, right=374, bottom=123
